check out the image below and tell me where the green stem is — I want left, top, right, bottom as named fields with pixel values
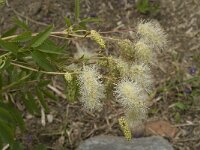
left=11, top=62, right=65, bottom=75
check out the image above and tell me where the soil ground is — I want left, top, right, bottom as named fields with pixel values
left=0, top=0, right=200, bottom=150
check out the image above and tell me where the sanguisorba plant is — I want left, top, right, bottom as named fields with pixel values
left=0, top=1, right=167, bottom=148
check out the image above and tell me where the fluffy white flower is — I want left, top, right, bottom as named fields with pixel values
left=137, top=20, right=167, bottom=49
left=114, top=58, right=129, bottom=76
left=78, top=65, right=105, bottom=111
left=114, top=79, right=147, bottom=109
left=135, top=40, right=154, bottom=64
left=129, top=63, right=153, bottom=93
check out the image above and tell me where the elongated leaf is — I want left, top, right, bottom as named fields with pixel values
left=26, top=92, right=40, bottom=114
left=38, top=80, right=51, bottom=87
left=1, top=26, right=18, bottom=38
left=64, top=17, right=72, bottom=27
left=174, top=102, right=188, bottom=110
left=0, top=119, right=14, bottom=144
left=0, top=39, right=19, bottom=54
left=21, top=94, right=35, bottom=115
left=31, top=25, right=53, bottom=48
left=42, top=89, right=57, bottom=101
left=37, top=40, right=64, bottom=54
left=8, top=107, right=25, bottom=131
left=1, top=73, right=31, bottom=93
left=14, top=18, right=30, bottom=31
left=75, top=0, right=80, bottom=21
left=36, top=88, right=49, bottom=112
left=0, top=107, right=16, bottom=127
left=0, top=102, right=25, bottom=131
left=10, top=141, right=24, bottom=150
left=31, top=50, right=55, bottom=71
left=12, top=32, right=32, bottom=42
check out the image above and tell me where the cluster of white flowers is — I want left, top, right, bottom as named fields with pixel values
left=129, top=63, right=153, bottom=93
left=113, top=20, right=166, bottom=129
left=135, top=39, right=153, bottom=64
left=114, top=79, right=147, bottom=109
left=63, top=20, right=167, bottom=140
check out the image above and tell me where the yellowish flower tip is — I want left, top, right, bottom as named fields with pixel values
left=118, top=39, right=135, bottom=58
left=129, top=63, right=153, bottom=93
left=114, top=79, right=147, bottom=109
left=78, top=65, right=105, bottom=111
left=125, top=103, right=148, bottom=128
left=118, top=117, right=132, bottom=141
left=90, top=30, right=106, bottom=49
left=135, top=40, right=153, bottom=64
left=64, top=72, right=73, bottom=82
left=137, top=20, right=167, bottom=49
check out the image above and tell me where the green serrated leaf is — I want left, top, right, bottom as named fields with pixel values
left=31, top=25, right=53, bottom=48
left=14, top=18, right=30, bottom=31
left=31, top=50, right=55, bottom=71
left=75, top=0, right=80, bottom=21
left=0, top=39, right=20, bottom=54
left=36, top=88, right=49, bottom=112
left=37, top=39, right=64, bottom=54
left=12, top=32, right=32, bottom=42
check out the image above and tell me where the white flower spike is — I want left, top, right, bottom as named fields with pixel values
left=78, top=65, right=105, bottom=111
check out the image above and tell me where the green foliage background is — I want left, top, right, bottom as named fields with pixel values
left=0, top=0, right=93, bottom=148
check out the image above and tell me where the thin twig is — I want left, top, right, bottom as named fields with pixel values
left=99, top=29, right=135, bottom=34
left=47, top=84, right=66, bottom=99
